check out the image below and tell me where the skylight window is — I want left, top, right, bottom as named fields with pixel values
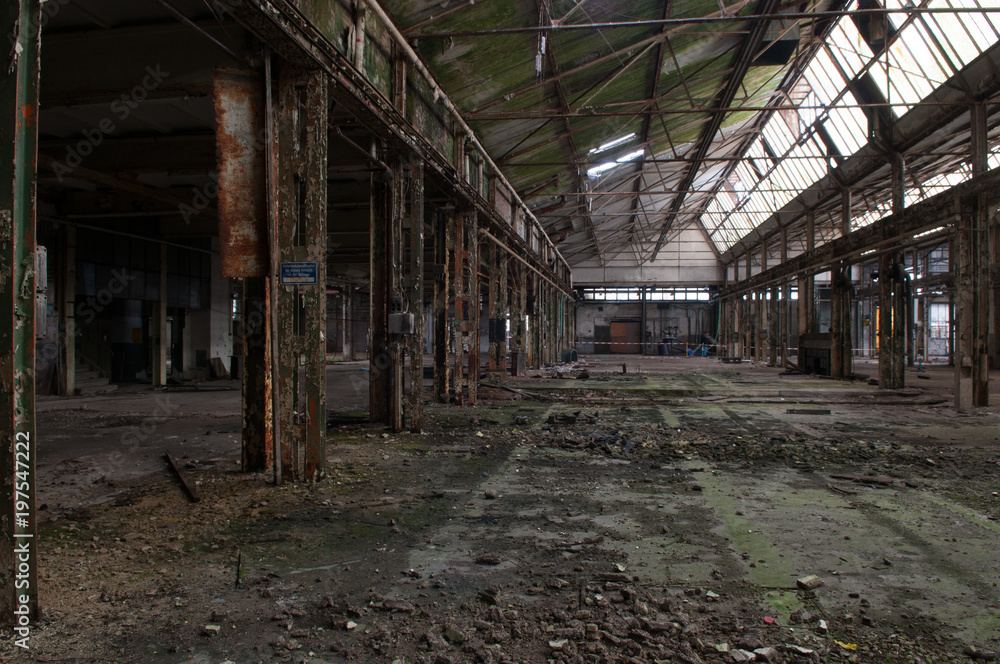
left=588, top=133, right=637, bottom=155
left=587, top=148, right=645, bottom=178
left=706, top=1, right=1000, bottom=253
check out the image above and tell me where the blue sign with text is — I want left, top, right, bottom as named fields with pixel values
left=279, top=262, right=318, bottom=285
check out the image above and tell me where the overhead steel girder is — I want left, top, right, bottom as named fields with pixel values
left=226, top=0, right=571, bottom=292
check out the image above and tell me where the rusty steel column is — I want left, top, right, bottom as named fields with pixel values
left=370, top=155, right=391, bottom=423
left=486, top=241, right=502, bottom=381
left=830, top=262, right=853, bottom=379
left=405, top=159, right=425, bottom=432
left=780, top=227, right=790, bottom=368
left=60, top=224, right=76, bottom=396
left=497, top=250, right=508, bottom=376
left=453, top=209, right=479, bottom=404
left=466, top=212, right=480, bottom=404
left=768, top=286, right=778, bottom=367
left=274, top=66, right=328, bottom=478
left=509, top=261, right=526, bottom=375
left=531, top=277, right=540, bottom=369
left=878, top=253, right=895, bottom=388
left=213, top=66, right=272, bottom=472
left=343, top=285, right=355, bottom=361
left=388, top=154, right=405, bottom=433
left=241, top=276, right=272, bottom=471
left=452, top=211, right=466, bottom=404
left=1, top=0, right=42, bottom=628
left=433, top=209, right=451, bottom=403
left=954, top=102, right=990, bottom=408
left=152, top=245, right=168, bottom=387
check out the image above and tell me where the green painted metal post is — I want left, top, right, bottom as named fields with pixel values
left=1, top=0, right=42, bottom=629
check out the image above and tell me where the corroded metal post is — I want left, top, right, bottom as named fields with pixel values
left=241, top=276, right=272, bottom=471
left=830, top=262, right=853, bottom=379
left=453, top=209, right=479, bottom=404
left=60, top=225, right=76, bottom=395
left=466, top=212, right=480, bottom=403
left=406, top=160, right=425, bottom=432
left=275, top=66, right=328, bottom=478
left=510, top=261, right=526, bottom=374
left=1, top=0, right=41, bottom=628
left=955, top=102, right=990, bottom=409
left=768, top=286, right=778, bottom=366
left=487, top=241, right=502, bottom=381
left=433, top=210, right=451, bottom=402
left=153, top=245, right=168, bottom=386
left=370, top=156, right=391, bottom=423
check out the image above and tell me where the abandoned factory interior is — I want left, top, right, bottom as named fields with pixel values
left=5, top=0, right=1000, bottom=662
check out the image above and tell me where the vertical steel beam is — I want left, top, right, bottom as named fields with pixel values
left=406, top=159, right=425, bottom=433
left=152, top=244, right=168, bottom=387
left=510, top=260, right=526, bottom=373
left=1, top=0, right=42, bottom=628
left=452, top=209, right=478, bottom=404
left=370, top=155, right=392, bottom=422
left=344, top=285, right=355, bottom=361
left=433, top=210, right=451, bottom=402
left=388, top=155, right=405, bottom=432
left=241, top=276, right=272, bottom=471
left=497, top=248, right=508, bottom=376
left=955, top=102, right=990, bottom=409
left=487, top=242, right=502, bottom=380
left=831, top=263, right=844, bottom=378
left=780, top=227, right=789, bottom=368
left=452, top=211, right=465, bottom=404
left=466, top=213, right=479, bottom=403
left=768, top=286, right=778, bottom=367
left=878, top=252, right=895, bottom=388
left=60, top=225, right=76, bottom=396
left=271, top=65, right=327, bottom=479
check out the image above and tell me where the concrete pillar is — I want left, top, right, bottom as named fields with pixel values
left=1, top=0, right=41, bottom=627
left=433, top=210, right=451, bottom=402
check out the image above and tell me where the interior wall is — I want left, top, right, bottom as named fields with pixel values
left=576, top=301, right=714, bottom=354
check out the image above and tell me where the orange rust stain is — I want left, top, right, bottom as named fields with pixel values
left=21, top=103, right=36, bottom=127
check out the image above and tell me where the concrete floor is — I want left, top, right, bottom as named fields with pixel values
left=4, top=357, right=999, bottom=663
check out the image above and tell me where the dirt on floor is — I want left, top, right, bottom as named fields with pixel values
left=2, top=357, right=999, bottom=664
